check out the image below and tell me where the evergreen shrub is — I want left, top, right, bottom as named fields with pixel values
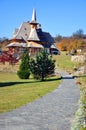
left=30, top=49, right=55, bottom=81
left=17, top=48, right=30, bottom=79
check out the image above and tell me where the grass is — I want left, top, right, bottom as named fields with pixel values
left=71, top=74, right=86, bottom=129
left=80, top=128, right=86, bottom=130
left=0, top=72, right=61, bottom=113
left=79, top=75, right=86, bottom=105
left=53, top=54, right=75, bottom=73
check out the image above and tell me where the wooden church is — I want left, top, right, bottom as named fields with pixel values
left=7, top=9, right=59, bottom=56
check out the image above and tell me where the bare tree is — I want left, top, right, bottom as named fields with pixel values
left=72, top=29, right=84, bottom=39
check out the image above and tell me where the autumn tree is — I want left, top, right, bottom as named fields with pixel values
left=0, top=37, right=9, bottom=50
left=56, top=36, right=85, bottom=53
left=56, top=38, right=69, bottom=51
left=68, top=38, right=85, bottom=52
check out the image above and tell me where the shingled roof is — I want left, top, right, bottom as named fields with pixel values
left=12, top=22, right=31, bottom=41
left=7, top=42, right=27, bottom=47
left=27, top=42, right=43, bottom=48
left=9, top=8, right=55, bottom=49
left=27, top=28, right=40, bottom=41
left=37, top=28, right=55, bottom=43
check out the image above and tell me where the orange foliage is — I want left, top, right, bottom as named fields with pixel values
left=56, top=38, right=85, bottom=52
left=56, top=38, right=69, bottom=51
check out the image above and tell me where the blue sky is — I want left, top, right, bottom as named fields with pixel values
left=0, top=0, right=86, bottom=38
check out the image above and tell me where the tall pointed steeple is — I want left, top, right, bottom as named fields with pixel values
left=30, top=8, right=38, bottom=24
left=32, top=8, right=36, bottom=22
left=28, top=8, right=40, bottom=41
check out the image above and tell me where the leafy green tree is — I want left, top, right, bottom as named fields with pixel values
left=30, top=50, right=55, bottom=81
left=17, top=48, right=30, bottom=79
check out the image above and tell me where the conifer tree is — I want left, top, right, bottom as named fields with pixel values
left=30, top=50, right=55, bottom=81
left=17, top=48, right=30, bottom=79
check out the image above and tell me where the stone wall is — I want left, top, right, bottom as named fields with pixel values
left=71, top=55, right=85, bottom=63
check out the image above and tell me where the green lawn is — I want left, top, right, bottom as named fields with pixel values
left=79, top=75, right=86, bottom=104
left=53, top=54, right=75, bottom=73
left=0, top=72, right=61, bottom=113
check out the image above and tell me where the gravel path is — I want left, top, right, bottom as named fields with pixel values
left=0, top=73, right=80, bottom=130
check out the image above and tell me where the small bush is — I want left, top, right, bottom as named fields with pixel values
left=17, top=70, right=30, bottom=79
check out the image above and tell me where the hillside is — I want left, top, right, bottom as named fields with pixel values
left=55, top=37, right=86, bottom=53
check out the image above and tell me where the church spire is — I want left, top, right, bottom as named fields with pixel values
left=32, top=8, right=36, bottom=22
left=28, top=8, right=40, bottom=41
left=30, top=8, right=37, bottom=24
